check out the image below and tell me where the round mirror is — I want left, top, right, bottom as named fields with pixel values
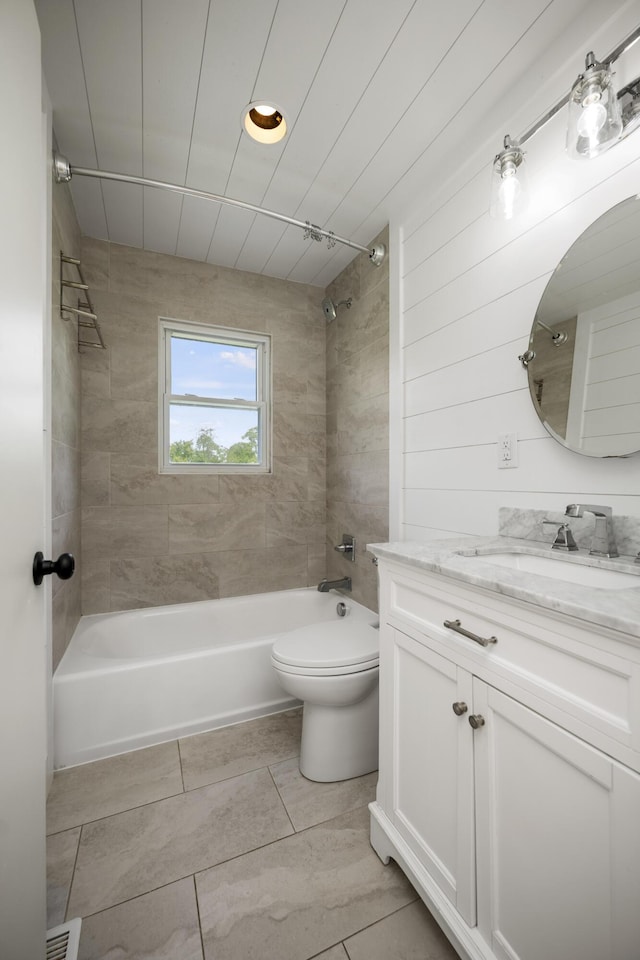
left=527, top=195, right=640, bottom=457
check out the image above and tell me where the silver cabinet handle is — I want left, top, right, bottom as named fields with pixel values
left=452, top=701, right=468, bottom=716
left=469, top=714, right=485, bottom=729
left=443, top=618, right=498, bottom=647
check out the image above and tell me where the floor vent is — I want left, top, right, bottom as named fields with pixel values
left=46, top=918, right=81, bottom=960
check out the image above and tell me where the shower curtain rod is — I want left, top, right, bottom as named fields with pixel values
left=53, top=153, right=386, bottom=267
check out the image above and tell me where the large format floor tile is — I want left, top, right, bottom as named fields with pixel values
left=313, top=947, right=349, bottom=959
left=179, top=709, right=302, bottom=791
left=78, top=878, right=203, bottom=960
left=46, top=711, right=455, bottom=960
left=343, top=900, right=460, bottom=959
left=196, top=806, right=417, bottom=960
left=68, top=767, right=294, bottom=917
left=47, top=741, right=184, bottom=834
left=270, top=757, right=377, bottom=831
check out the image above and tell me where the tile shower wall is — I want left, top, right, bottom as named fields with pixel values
left=79, top=239, right=326, bottom=613
left=325, top=228, right=389, bottom=612
left=51, top=182, right=82, bottom=669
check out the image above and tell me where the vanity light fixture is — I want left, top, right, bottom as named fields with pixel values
left=490, top=24, right=640, bottom=218
left=566, top=52, right=622, bottom=158
left=620, top=81, right=640, bottom=137
left=242, top=101, right=288, bottom=144
left=490, top=136, right=528, bottom=220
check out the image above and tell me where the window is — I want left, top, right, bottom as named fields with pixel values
left=159, top=319, right=271, bottom=474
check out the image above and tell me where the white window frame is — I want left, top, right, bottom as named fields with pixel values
left=158, top=318, right=271, bottom=475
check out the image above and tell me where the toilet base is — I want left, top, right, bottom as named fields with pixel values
left=299, top=684, right=379, bottom=782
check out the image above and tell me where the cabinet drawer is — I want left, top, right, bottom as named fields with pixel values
left=386, top=567, right=639, bottom=761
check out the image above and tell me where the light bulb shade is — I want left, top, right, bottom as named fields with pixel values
left=566, top=54, right=622, bottom=158
left=490, top=138, right=528, bottom=220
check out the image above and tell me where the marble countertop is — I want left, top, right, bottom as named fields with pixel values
left=368, top=537, right=640, bottom=641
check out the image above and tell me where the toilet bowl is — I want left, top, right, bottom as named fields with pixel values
left=271, top=619, right=379, bottom=782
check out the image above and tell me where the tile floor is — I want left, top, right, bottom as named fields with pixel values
left=46, top=709, right=460, bottom=960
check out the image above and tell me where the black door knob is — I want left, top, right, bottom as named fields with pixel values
left=33, top=552, right=75, bottom=586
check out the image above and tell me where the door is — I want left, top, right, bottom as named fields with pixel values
left=0, top=2, right=48, bottom=957
left=474, top=681, right=640, bottom=960
left=390, top=629, right=476, bottom=924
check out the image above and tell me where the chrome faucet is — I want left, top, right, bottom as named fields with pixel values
left=564, top=504, right=619, bottom=557
left=317, top=577, right=352, bottom=592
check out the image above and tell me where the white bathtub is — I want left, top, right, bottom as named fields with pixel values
left=53, top=587, right=377, bottom=768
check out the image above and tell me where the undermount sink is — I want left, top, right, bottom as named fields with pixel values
left=459, top=551, right=640, bottom=590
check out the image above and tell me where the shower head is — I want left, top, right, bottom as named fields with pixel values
left=321, top=296, right=352, bottom=322
left=322, top=298, right=337, bottom=321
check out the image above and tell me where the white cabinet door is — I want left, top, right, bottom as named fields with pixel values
left=390, top=629, right=476, bottom=924
left=473, top=680, right=640, bottom=960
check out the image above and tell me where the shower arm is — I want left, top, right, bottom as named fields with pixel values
left=53, top=153, right=386, bottom=267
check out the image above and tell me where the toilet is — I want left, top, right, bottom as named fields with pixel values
left=271, top=619, right=379, bottom=782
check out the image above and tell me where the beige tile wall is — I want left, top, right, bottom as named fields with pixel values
left=79, top=239, right=327, bottom=613
left=51, top=182, right=82, bottom=669
left=325, top=228, right=390, bottom=612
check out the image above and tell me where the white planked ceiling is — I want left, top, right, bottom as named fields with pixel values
left=36, top=0, right=608, bottom=286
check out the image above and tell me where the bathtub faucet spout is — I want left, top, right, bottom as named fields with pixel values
left=317, top=577, right=352, bottom=592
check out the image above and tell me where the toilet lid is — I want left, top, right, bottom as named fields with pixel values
left=272, top=620, right=379, bottom=671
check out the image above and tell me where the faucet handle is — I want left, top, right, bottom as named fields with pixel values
left=542, top=519, right=578, bottom=552
left=334, top=534, right=356, bottom=562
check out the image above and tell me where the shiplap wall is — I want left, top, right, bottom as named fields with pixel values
left=395, top=6, right=640, bottom=542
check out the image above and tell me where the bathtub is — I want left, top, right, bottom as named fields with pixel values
left=53, top=587, right=377, bottom=768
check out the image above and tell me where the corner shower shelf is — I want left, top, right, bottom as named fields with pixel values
left=60, top=251, right=105, bottom=350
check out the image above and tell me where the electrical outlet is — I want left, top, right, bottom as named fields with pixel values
left=498, top=432, right=518, bottom=469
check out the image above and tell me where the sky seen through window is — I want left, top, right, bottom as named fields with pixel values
left=170, top=335, right=258, bottom=448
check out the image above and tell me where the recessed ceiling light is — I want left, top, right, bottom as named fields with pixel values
left=241, top=101, right=288, bottom=144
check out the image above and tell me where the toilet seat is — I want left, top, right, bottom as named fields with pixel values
left=271, top=620, right=379, bottom=677
left=270, top=617, right=380, bottom=781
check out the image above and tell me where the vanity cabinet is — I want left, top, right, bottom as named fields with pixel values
left=388, top=628, right=476, bottom=925
left=370, top=558, right=640, bottom=960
